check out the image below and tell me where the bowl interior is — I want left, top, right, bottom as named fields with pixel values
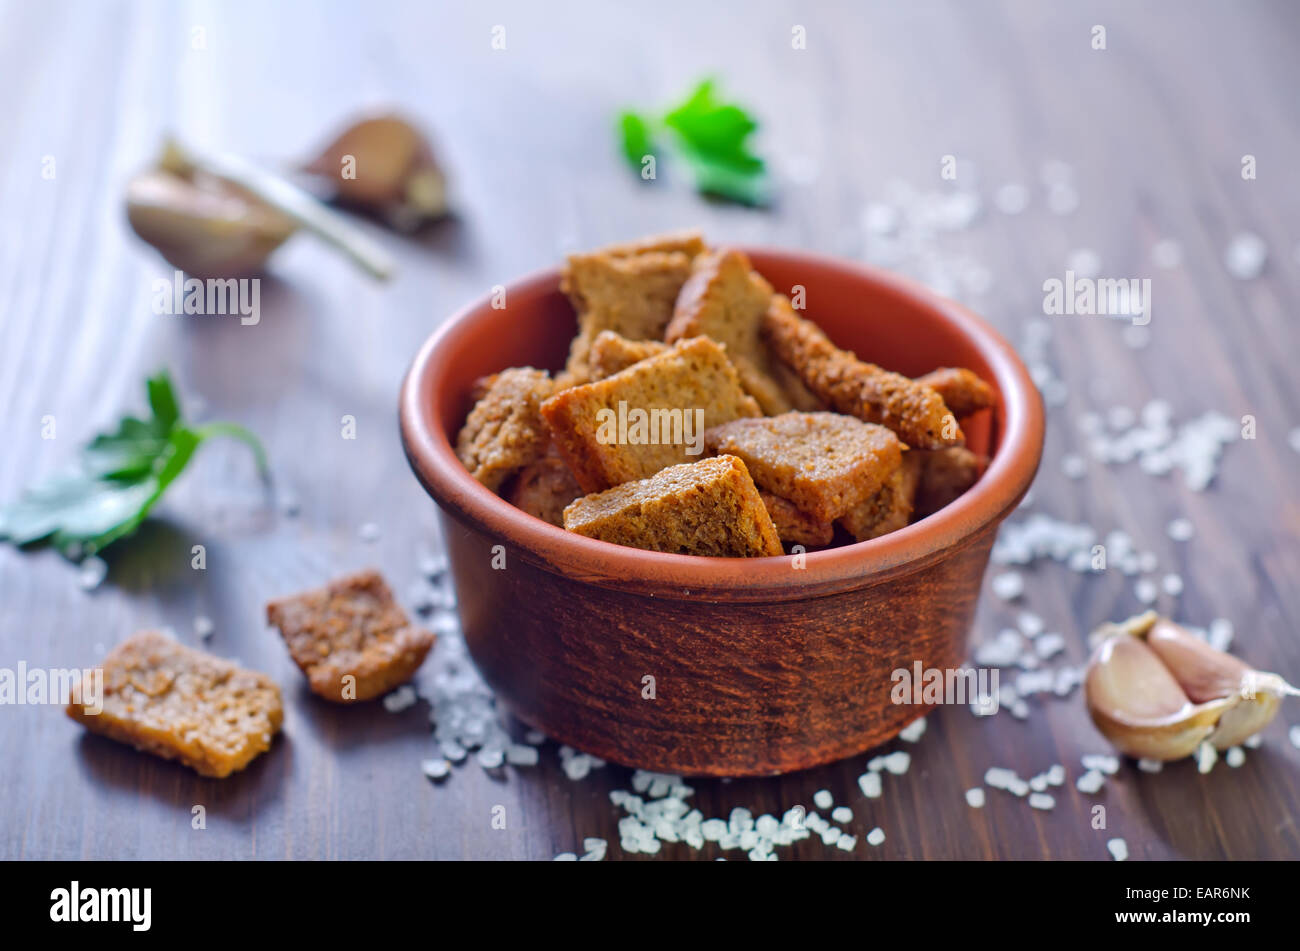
left=402, top=246, right=1043, bottom=601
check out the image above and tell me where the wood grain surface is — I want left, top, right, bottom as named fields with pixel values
left=1, top=0, right=1297, bottom=860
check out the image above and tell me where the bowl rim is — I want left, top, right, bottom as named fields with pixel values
left=399, top=246, right=1044, bottom=603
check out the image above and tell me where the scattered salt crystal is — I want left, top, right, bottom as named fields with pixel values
left=1224, top=232, right=1267, bottom=280
left=421, top=758, right=450, bottom=781
left=836, top=835, right=858, bottom=852
left=1244, top=733, right=1263, bottom=750
left=831, top=806, right=853, bottom=824
left=1010, top=700, right=1030, bottom=720
left=1047, top=764, right=1066, bottom=786
left=820, top=827, right=842, bottom=846
left=1225, top=747, right=1245, bottom=768
left=1135, top=578, right=1159, bottom=605
left=991, top=571, right=1025, bottom=601
left=1195, top=742, right=1217, bottom=774
left=994, top=183, right=1029, bottom=215
left=383, top=685, right=417, bottom=713
left=1151, top=239, right=1182, bottom=269
left=1137, top=758, right=1164, bottom=774
left=358, top=522, right=381, bottom=543
left=1290, top=725, right=1300, bottom=750
left=524, top=729, right=546, bottom=745
left=1076, top=769, right=1105, bottom=794
left=1029, top=793, right=1055, bottom=810
left=882, top=751, right=911, bottom=775
left=1082, top=754, right=1120, bottom=775
left=1066, top=248, right=1101, bottom=279
left=858, top=772, right=883, bottom=799
left=1035, top=632, right=1066, bottom=660
left=984, top=767, right=1018, bottom=790
left=866, top=827, right=886, bottom=846
left=813, top=789, right=833, bottom=809
left=1162, top=573, right=1184, bottom=596
left=1018, top=612, right=1045, bottom=637
left=1107, top=838, right=1129, bottom=861
left=899, top=716, right=927, bottom=743
left=1029, top=774, right=1049, bottom=792
left=505, top=744, right=539, bottom=766
left=477, top=748, right=504, bottom=769
left=78, top=556, right=108, bottom=591
left=1062, top=454, right=1087, bottom=479
left=419, top=552, right=448, bottom=579
left=553, top=852, right=577, bottom=861
left=965, top=788, right=985, bottom=808
left=194, top=615, right=214, bottom=640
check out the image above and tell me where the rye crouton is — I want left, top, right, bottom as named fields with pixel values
left=541, top=336, right=761, bottom=493
left=563, top=455, right=782, bottom=557
left=267, top=571, right=434, bottom=703
left=66, top=631, right=283, bottom=778
left=761, top=295, right=964, bottom=449
left=666, top=251, right=818, bottom=414
left=587, top=330, right=669, bottom=380
left=505, top=445, right=583, bottom=526
left=838, top=452, right=924, bottom=542
left=455, top=367, right=554, bottom=491
left=914, top=367, right=996, bottom=418
left=704, top=411, right=902, bottom=523
left=914, top=446, right=987, bottom=518
left=559, top=231, right=705, bottom=381
left=760, top=491, right=835, bottom=547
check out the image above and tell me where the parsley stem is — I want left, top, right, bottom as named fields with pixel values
left=194, top=422, right=271, bottom=480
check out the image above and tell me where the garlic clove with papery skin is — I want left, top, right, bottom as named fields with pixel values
left=1085, top=613, right=1297, bottom=761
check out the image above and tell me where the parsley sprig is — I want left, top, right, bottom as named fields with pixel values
left=0, top=371, right=267, bottom=558
left=618, top=79, right=771, bottom=206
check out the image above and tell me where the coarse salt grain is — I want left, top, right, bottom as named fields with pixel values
left=1082, top=754, right=1120, bottom=775
left=1290, top=725, right=1300, bottom=750
left=965, top=788, right=985, bottom=808
left=1224, top=232, right=1267, bottom=280
left=1244, top=733, right=1263, bottom=750
left=383, top=685, right=417, bottom=713
left=78, top=557, right=108, bottom=591
left=882, top=751, right=911, bottom=775
left=505, top=744, right=539, bottom=766
left=866, top=827, right=886, bottom=846
left=991, top=571, right=1025, bottom=600
left=1137, top=758, right=1164, bottom=774
left=813, top=789, right=833, bottom=809
left=421, top=758, right=450, bottom=781
left=194, top=615, right=215, bottom=640
left=1135, top=578, right=1159, bottom=605
left=1225, top=747, right=1245, bottom=768
left=858, top=772, right=883, bottom=799
left=1195, top=742, right=1217, bottom=774
left=831, top=806, right=853, bottom=824
left=1076, top=770, right=1105, bottom=794
left=1047, top=764, right=1065, bottom=786
left=1167, top=518, right=1194, bottom=541
left=1162, top=574, right=1184, bottom=596
left=1107, top=838, right=1129, bottom=861
left=1029, top=793, right=1055, bottom=810
left=836, top=835, right=858, bottom=851
left=1062, top=454, right=1087, bottom=479
left=359, top=522, right=381, bottom=543
left=553, top=852, right=578, bottom=861
left=1018, top=612, right=1045, bottom=637
left=1035, top=632, right=1066, bottom=660
left=899, top=716, right=927, bottom=743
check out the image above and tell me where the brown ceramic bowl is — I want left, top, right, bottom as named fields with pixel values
left=399, top=247, right=1044, bottom=777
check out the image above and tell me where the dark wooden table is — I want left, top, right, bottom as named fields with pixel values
left=2, top=0, right=1297, bottom=860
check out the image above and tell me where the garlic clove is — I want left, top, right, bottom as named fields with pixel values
left=303, top=114, right=449, bottom=231
left=1085, top=612, right=1299, bottom=762
left=126, top=169, right=296, bottom=279
left=1143, top=617, right=1252, bottom=704
left=1084, top=633, right=1235, bottom=761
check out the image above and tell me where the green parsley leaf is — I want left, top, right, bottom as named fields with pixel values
left=617, top=78, right=771, bottom=205
left=0, top=371, right=268, bottom=558
left=618, top=111, right=657, bottom=170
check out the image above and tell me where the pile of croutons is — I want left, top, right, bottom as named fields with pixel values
left=455, top=231, right=995, bottom=558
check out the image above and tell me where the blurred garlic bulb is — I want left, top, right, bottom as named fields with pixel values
left=303, top=114, right=449, bottom=232
left=1084, top=611, right=1297, bottom=761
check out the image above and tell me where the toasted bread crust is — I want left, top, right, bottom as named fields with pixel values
left=66, top=631, right=283, bottom=778
left=506, top=444, right=583, bottom=526
left=541, top=336, right=761, bottom=493
left=704, top=411, right=902, bottom=523
left=267, top=571, right=435, bottom=703
left=667, top=251, right=817, bottom=414
left=914, top=446, right=987, bottom=518
left=915, top=367, right=996, bottom=418
left=761, top=296, right=964, bottom=449
left=838, top=452, right=924, bottom=542
left=563, top=455, right=782, bottom=557
left=760, top=491, right=835, bottom=547
left=587, top=330, right=670, bottom=381
left=455, top=367, right=554, bottom=491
